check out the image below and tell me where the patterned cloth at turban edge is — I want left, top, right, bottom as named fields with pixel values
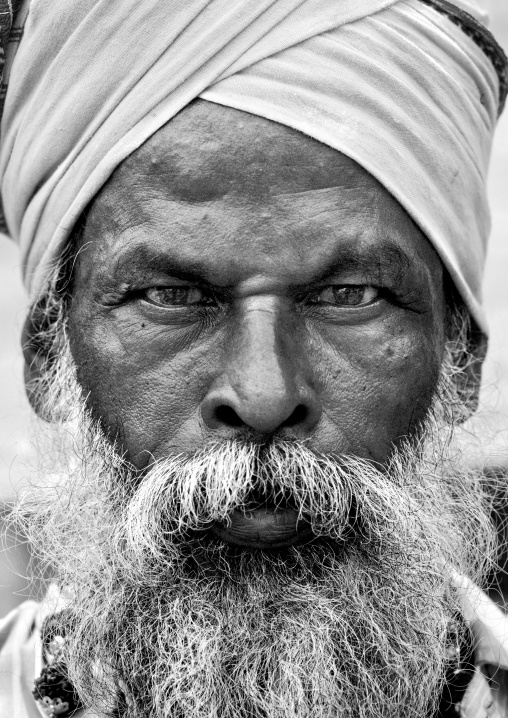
left=0, top=0, right=504, bottom=336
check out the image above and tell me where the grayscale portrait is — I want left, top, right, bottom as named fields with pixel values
left=0, top=1, right=507, bottom=717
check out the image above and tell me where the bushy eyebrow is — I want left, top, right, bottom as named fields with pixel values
left=314, top=243, right=413, bottom=287
left=105, top=238, right=418, bottom=291
left=108, top=244, right=214, bottom=286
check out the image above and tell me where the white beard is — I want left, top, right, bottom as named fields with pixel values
left=12, top=340, right=498, bottom=718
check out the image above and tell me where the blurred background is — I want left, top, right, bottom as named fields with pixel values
left=0, top=0, right=507, bottom=614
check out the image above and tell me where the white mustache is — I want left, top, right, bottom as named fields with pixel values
left=122, top=438, right=419, bottom=555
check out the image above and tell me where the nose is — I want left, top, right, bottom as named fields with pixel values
left=201, top=298, right=322, bottom=436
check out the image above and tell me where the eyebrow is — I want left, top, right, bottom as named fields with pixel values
left=314, top=242, right=413, bottom=287
left=108, top=244, right=215, bottom=286
left=106, top=237, right=418, bottom=290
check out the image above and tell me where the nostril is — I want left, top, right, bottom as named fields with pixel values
left=215, top=405, right=245, bottom=427
left=284, top=404, right=308, bottom=427
left=214, top=403, right=310, bottom=429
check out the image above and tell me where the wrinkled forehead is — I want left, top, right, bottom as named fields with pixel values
left=88, top=100, right=412, bottom=231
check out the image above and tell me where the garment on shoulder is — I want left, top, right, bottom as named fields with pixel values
left=0, top=590, right=96, bottom=718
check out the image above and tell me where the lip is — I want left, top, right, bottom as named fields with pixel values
left=210, top=506, right=314, bottom=549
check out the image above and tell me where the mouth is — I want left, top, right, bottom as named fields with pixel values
left=210, top=503, right=314, bottom=549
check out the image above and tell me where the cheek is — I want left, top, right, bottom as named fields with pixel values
left=68, top=315, right=220, bottom=466
left=312, top=317, right=443, bottom=461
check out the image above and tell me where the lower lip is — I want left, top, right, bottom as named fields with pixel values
left=211, top=507, right=314, bottom=549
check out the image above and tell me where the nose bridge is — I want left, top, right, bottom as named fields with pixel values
left=201, top=294, right=321, bottom=435
left=231, top=296, right=294, bottom=404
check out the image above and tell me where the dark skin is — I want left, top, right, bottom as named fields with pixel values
left=40, top=101, right=451, bottom=546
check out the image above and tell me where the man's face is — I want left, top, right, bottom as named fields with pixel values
left=69, top=101, right=446, bottom=470
left=22, top=101, right=494, bottom=718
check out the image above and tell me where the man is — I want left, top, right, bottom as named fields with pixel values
left=0, top=0, right=507, bottom=716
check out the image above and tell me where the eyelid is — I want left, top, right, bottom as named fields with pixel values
left=304, top=282, right=378, bottom=296
left=315, top=268, right=405, bottom=290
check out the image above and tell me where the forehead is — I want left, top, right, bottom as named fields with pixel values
left=80, top=99, right=442, bottom=288
left=109, top=99, right=378, bottom=200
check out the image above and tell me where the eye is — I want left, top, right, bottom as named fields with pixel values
left=144, top=286, right=214, bottom=307
left=311, top=285, right=379, bottom=307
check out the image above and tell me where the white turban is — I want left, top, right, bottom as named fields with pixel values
left=0, top=0, right=504, bottom=334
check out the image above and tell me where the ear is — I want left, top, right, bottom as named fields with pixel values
left=452, top=326, right=487, bottom=421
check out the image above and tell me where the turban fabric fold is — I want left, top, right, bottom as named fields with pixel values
left=0, top=0, right=505, bottom=335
